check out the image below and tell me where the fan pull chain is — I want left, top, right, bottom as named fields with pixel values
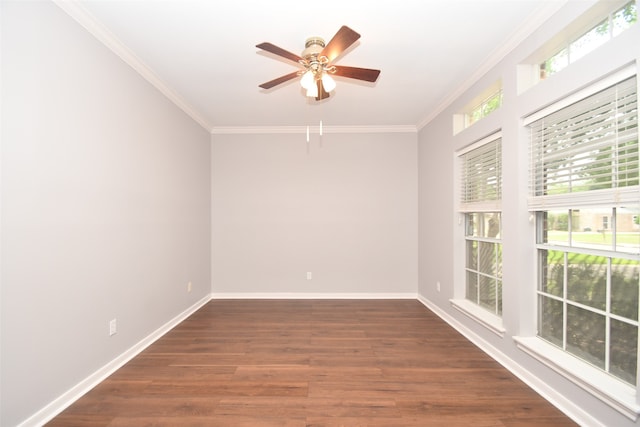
left=305, top=121, right=324, bottom=143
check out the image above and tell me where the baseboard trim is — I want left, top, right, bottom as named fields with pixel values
left=416, top=294, right=603, bottom=427
left=211, top=292, right=418, bottom=300
left=18, top=294, right=212, bottom=427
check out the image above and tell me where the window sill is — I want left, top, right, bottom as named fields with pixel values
left=514, top=336, right=640, bottom=421
left=450, top=299, right=506, bottom=338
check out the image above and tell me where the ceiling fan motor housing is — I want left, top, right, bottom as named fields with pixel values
left=302, top=37, right=328, bottom=79
left=302, top=37, right=325, bottom=60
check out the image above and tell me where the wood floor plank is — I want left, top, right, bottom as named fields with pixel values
left=106, top=416, right=307, bottom=427
left=47, top=300, right=577, bottom=426
left=214, top=396, right=401, bottom=418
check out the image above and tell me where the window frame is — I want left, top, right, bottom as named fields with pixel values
left=453, top=132, right=506, bottom=336
left=518, top=64, right=640, bottom=419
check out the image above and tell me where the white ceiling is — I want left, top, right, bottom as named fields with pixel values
left=61, top=0, right=564, bottom=131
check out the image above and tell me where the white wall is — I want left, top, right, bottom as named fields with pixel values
left=212, top=132, right=418, bottom=296
left=418, top=1, right=640, bottom=426
left=1, top=2, right=211, bottom=425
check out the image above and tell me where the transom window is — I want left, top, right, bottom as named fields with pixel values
left=539, top=0, right=637, bottom=80
left=465, top=89, right=503, bottom=128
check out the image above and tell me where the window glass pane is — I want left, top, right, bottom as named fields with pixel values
left=612, top=1, right=638, bottom=36
left=538, top=296, right=563, bottom=347
left=616, top=205, right=640, bottom=254
left=497, top=280, right=503, bottom=316
left=540, top=249, right=564, bottom=297
left=581, top=139, right=640, bottom=193
left=466, top=213, right=478, bottom=237
left=484, top=213, right=501, bottom=238
left=541, top=210, right=569, bottom=245
left=466, top=271, right=478, bottom=302
left=569, top=20, right=609, bottom=62
left=566, top=304, right=606, bottom=369
left=483, top=91, right=502, bottom=117
left=552, top=48, right=569, bottom=71
left=466, top=240, right=478, bottom=270
left=529, top=77, right=637, bottom=200
left=496, top=243, right=502, bottom=278
left=567, top=253, right=607, bottom=310
left=465, top=91, right=502, bottom=127
left=540, top=48, right=568, bottom=79
left=611, top=257, right=640, bottom=321
left=469, top=106, right=483, bottom=125
left=570, top=208, right=614, bottom=251
left=462, top=139, right=502, bottom=203
left=610, top=318, right=638, bottom=385
left=479, top=242, right=497, bottom=275
left=617, top=138, right=639, bottom=189
left=479, top=275, right=497, bottom=313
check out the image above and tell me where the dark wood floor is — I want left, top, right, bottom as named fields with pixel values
left=48, top=299, right=577, bottom=426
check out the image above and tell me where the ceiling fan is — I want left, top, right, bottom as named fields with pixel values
left=256, top=26, right=380, bottom=101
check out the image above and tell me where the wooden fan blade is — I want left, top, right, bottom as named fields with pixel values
left=320, top=26, right=361, bottom=63
left=315, top=79, right=330, bottom=101
left=256, top=42, right=303, bottom=64
left=332, top=65, right=380, bottom=82
left=259, top=71, right=300, bottom=89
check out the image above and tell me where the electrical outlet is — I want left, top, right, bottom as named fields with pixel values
left=436, top=281, right=441, bottom=292
left=109, top=319, right=117, bottom=336
left=187, top=281, right=192, bottom=293
left=306, top=272, right=312, bottom=280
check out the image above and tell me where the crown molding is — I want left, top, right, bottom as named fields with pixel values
left=53, top=0, right=213, bottom=132
left=210, top=124, right=417, bottom=135
left=54, top=0, right=565, bottom=135
left=416, top=0, right=568, bottom=131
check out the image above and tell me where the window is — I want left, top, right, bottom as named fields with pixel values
left=459, top=135, right=503, bottom=316
left=527, top=72, right=639, bottom=386
left=518, top=0, right=638, bottom=94
left=465, top=89, right=503, bottom=128
left=454, top=81, right=502, bottom=134
left=539, top=0, right=637, bottom=80
left=465, top=212, right=502, bottom=315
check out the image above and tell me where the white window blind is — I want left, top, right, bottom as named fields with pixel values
left=527, top=75, right=639, bottom=210
left=459, top=137, right=502, bottom=212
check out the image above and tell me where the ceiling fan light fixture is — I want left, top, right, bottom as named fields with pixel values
left=321, top=73, right=336, bottom=92
left=300, top=70, right=315, bottom=90
left=306, top=84, right=319, bottom=97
